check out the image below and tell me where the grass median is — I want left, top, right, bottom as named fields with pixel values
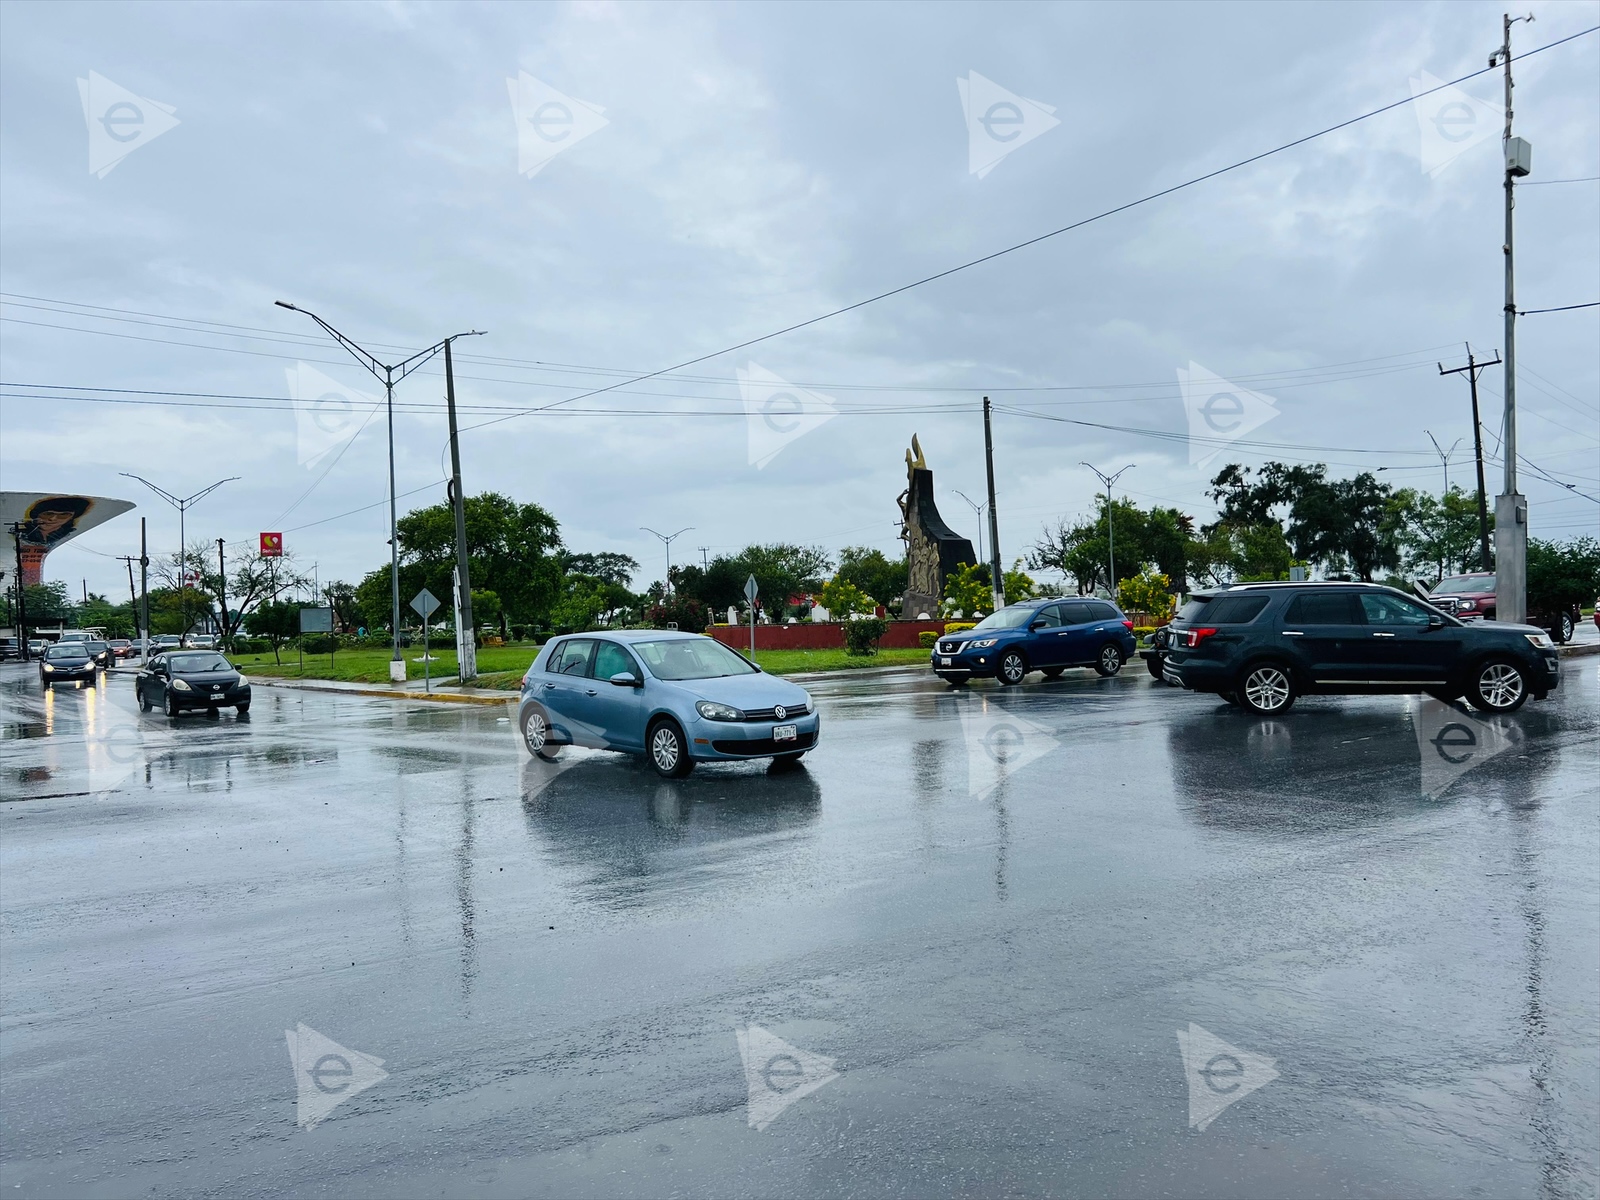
left=228, top=641, right=933, bottom=688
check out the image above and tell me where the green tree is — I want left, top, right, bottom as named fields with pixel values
left=835, top=546, right=908, bottom=607
left=818, top=575, right=875, bottom=617
left=1003, top=560, right=1037, bottom=602
left=561, top=552, right=639, bottom=587
left=1527, top=536, right=1600, bottom=616
left=1392, top=487, right=1490, bottom=583
left=941, top=562, right=993, bottom=618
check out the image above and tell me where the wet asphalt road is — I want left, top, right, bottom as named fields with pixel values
left=1, top=658, right=1597, bottom=1199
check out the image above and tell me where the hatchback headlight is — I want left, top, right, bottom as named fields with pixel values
left=172, top=679, right=192, bottom=692
left=1525, top=633, right=1554, bottom=648
left=236, top=675, right=249, bottom=686
left=696, top=700, right=743, bottom=721
left=42, top=664, right=54, bottom=672
left=968, top=637, right=998, bottom=649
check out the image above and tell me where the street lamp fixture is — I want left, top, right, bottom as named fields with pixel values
left=1081, top=462, right=1134, bottom=599
left=120, top=473, right=237, bottom=641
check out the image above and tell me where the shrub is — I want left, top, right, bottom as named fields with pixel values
left=644, top=596, right=708, bottom=634
left=298, top=634, right=341, bottom=655
left=844, top=617, right=889, bottom=656
left=943, top=622, right=976, bottom=634
left=918, top=630, right=939, bottom=648
left=818, top=575, right=875, bottom=618
left=1117, top=569, right=1175, bottom=623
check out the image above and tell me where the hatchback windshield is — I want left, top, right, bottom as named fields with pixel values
left=1432, top=575, right=1494, bottom=594
left=169, top=653, right=232, bottom=673
left=632, top=638, right=757, bottom=680
left=45, top=644, right=88, bottom=660
left=970, top=606, right=1037, bottom=631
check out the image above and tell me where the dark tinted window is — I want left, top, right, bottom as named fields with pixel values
left=1177, top=596, right=1213, bottom=622
left=1058, top=602, right=1094, bottom=626
left=1283, top=592, right=1359, bottom=625
left=1084, top=601, right=1121, bottom=621
left=1029, top=605, right=1062, bottom=629
left=1205, top=595, right=1269, bottom=624
left=1360, top=593, right=1433, bottom=626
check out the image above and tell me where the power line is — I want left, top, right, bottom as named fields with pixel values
left=1517, top=301, right=1599, bottom=315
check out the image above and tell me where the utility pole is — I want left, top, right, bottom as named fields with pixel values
left=698, top=546, right=711, bottom=572
left=982, top=397, right=1004, bottom=609
left=442, top=337, right=477, bottom=681
left=953, top=489, right=988, bottom=570
left=276, top=301, right=483, bottom=680
left=642, top=527, right=692, bottom=599
left=1490, top=12, right=1535, bottom=622
left=1439, top=345, right=1500, bottom=570
left=139, top=517, right=149, bottom=645
left=118, top=555, right=138, bottom=617
left=120, top=474, right=237, bottom=642
left=7, top=524, right=26, bottom=661
left=1082, top=462, right=1135, bottom=598
left=216, top=539, right=229, bottom=642
left=1424, top=431, right=1462, bottom=495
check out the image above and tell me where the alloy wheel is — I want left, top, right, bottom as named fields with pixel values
left=999, top=652, right=1026, bottom=685
left=1097, top=645, right=1122, bottom=676
left=651, top=724, right=681, bottom=773
left=1242, top=665, right=1291, bottom=713
left=1476, top=662, right=1525, bottom=710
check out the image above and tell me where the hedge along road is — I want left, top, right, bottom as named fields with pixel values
left=1, top=658, right=1595, bottom=1197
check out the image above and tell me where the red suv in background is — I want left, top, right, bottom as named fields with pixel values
left=1424, top=572, right=1581, bottom=643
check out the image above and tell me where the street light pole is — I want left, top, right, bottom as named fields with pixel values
left=641, top=527, right=693, bottom=599
left=953, top=489, right=988, bottom=569
left=120, top=474, right=237, bottom=642
left=1082, top=462, right=1135, bottom=598
left=275, top=302, right=483, bottom=676
left=1424, top=431, right=1463, bottom=496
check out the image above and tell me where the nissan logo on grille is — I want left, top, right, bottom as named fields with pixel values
left=772, top=704, right=786, bottom=721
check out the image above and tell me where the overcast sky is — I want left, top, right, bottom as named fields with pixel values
left=2, top=0, right=1596, bottom=604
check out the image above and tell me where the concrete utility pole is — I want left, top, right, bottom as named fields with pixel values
left=1082, top=462, right=1135, bottom=598
left=276, top=301, right=483, bottom=679
left=1490, top=12, right=1535, bottom=622
left=7, top=524, right=26, bottom=661
left=982, top=397, right=1004, bottom=609
left=1438, top=345, right=1500, bottom=570
left=139, top=518, right=149, bottom=644
left=216, top=539, right=229, bottom=641
left=442, top=337, right=477, bottom=681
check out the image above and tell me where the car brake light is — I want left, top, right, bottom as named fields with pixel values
left=1121, top=619, right=1134, bottom=630
left=1184, top=627, right=1218, bottom=648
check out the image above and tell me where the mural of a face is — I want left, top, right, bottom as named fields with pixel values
left=24, top=496, right=93, bottom=546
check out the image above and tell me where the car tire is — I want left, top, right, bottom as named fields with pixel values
left=235, top=702, right=250, bottom=714
left=997, top=650, right=1028, bottom=685
left=164, top=691, right=180, bottom=718
left=1093, top=643, right=1123, bottom=677
left=1221, top=691, right=1240, bottom=706
left=647, top=718, right=694, bottom=778
left=1425, top=687, right=1459, bottom=704
left=85, top=673, right=96, bottom=687
left=139, top=687, right=151, bottom=712
left=1556, top=611, right=1575, bottom=644
left=520, top=705, right=561, bottom=761
left=1146, top=655, right=1164, bottom=680
left=1237, top=662, right=1296, bottom=715
left=1467, top=657, right=1529, bottom=713
left=772, top=751, right=806, bottom=768
left=1042, top=667, right=1064, bottom=679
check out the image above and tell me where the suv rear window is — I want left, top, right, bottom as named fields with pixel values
left=1177, top=596, right=1213, bottom=622
left=1083, top=601, right=1122, bottom=621
left=1284, top=592, right=1359, bottom=624
left=1204, top=595, right=1269, bottom=624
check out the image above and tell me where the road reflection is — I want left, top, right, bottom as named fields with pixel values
left=518, top=755, right=822, bottom=909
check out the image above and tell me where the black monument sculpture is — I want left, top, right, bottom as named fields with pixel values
left=897, top=435, right=977, bottom=619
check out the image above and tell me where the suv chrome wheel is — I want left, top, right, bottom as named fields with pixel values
left=998, top=651, right=1027, bottom=685
left=1095, top=643, right=1122, bottom=677
left=1469, top=659, right=1527, bottom=713
left=1239, top=664, right=1294, bottom=714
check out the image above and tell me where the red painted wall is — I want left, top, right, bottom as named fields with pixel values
left=707, top=620, right=949, bottom=652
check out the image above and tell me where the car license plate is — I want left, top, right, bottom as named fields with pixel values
left=773, top=723, right=797, bottom=742
left=940, top=656, right=952, bottom=666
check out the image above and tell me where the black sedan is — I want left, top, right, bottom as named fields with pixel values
left=79, top=639, right=116, bottom=669
left=137, top=651, right=252, bottom=716
left=40, top=642, right=98, bottom=686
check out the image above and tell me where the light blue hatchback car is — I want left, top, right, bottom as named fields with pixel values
left=516, top=631, right=820, bottom=777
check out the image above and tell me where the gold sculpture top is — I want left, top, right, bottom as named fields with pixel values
left=904, top=434, right=926, bottom=475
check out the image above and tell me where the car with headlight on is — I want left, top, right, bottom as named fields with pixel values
left=517, top=631, right=818, bottom=778
left=39, top=641, right=98, bottom=686
left=136, top=651, right=252, bottom=717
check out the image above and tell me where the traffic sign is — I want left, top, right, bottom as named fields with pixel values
left=744, top=574, right=759, bottom=602
left=410, top=588, right=441, bottom=619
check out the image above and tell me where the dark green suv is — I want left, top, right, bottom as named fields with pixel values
left=1162, top=582, right=1560, bottom=715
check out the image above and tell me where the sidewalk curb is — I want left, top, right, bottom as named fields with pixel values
left=1559, top=642, right=1600, bottom=658
left=252, top=678, right=515, bottom=706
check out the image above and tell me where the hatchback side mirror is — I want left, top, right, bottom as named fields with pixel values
left=609, top=671, right=643, bottom=688
left=1427, top=614, right=1444, bottom=628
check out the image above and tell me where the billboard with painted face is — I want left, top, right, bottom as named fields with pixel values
left=0, top=492, right=136, bottom=586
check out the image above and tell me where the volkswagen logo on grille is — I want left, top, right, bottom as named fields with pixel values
left=772, top=704, right=786, bottom=721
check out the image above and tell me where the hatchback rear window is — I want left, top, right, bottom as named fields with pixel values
left=1204, top=595, right=1269, bottom=624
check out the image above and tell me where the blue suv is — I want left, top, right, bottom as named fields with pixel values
left=932, top=598, right=1137, bottom=685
